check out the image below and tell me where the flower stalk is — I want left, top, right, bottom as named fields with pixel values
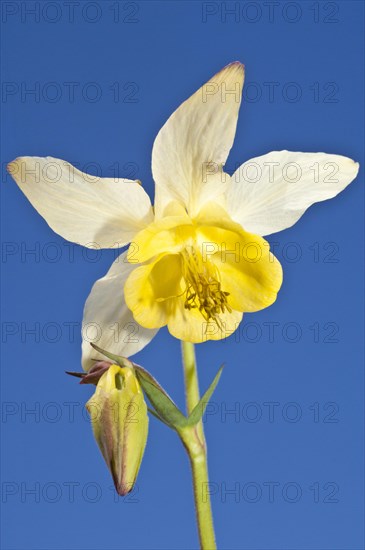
left=180, top=341, right=216, bottom=550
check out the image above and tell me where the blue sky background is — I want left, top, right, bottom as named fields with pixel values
left=1, top=1, right=364, bottom=549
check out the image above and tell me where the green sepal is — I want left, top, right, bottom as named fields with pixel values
left=186, top=365, right=224, bottom=426
left=147, top=406, right=172, bottom=428
left=134, top=366, right=188, bottom=430
left=90, top=343, right=133, bottom=368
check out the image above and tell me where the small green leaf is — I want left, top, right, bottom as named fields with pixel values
left=134, top=366, right=177, bottom=402
left=90, top=343, right=133, bottom=368
left=147, top=407, right=172, bottom=428
left=135, top=367, right=188, bottom=430
left=187, top=365, right=224, bottom=426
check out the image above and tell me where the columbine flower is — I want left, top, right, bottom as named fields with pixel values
left=8, top=62, right=359, bottom=370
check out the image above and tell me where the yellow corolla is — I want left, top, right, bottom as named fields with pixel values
left=8, top=62, right=359, bottom=370
left=124, top=202, right=282, bottom=342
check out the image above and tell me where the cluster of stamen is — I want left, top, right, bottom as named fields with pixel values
left=181, top=246, right=231, bottom=325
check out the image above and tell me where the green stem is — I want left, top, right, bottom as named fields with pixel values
left=180, top=341, right=217, bottom=550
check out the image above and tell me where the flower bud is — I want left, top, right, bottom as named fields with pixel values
left=86, top=364, right=148, bottom=496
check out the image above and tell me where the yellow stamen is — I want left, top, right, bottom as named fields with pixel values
left=181, top=246, right=231, bottom=325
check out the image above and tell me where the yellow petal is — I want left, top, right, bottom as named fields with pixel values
left=167, top=298, right=243, bottom=343
left=128, top=214, right=193, bottom=263
left=124, top=254, right=184, bottom=329
left=196, top=224, right=283, bottom=312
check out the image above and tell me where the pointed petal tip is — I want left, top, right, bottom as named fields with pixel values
left=209, top=61, right=245, bottom=86
left=7, top=159, right=19, bottom=175
left=225, top=60, right=245, bottom=73
left=115, top=483, right=133, bottom=497
left=230, top=60, right=244, bottom=68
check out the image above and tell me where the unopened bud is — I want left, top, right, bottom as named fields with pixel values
left=86, top=364, right=148, bottom=495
